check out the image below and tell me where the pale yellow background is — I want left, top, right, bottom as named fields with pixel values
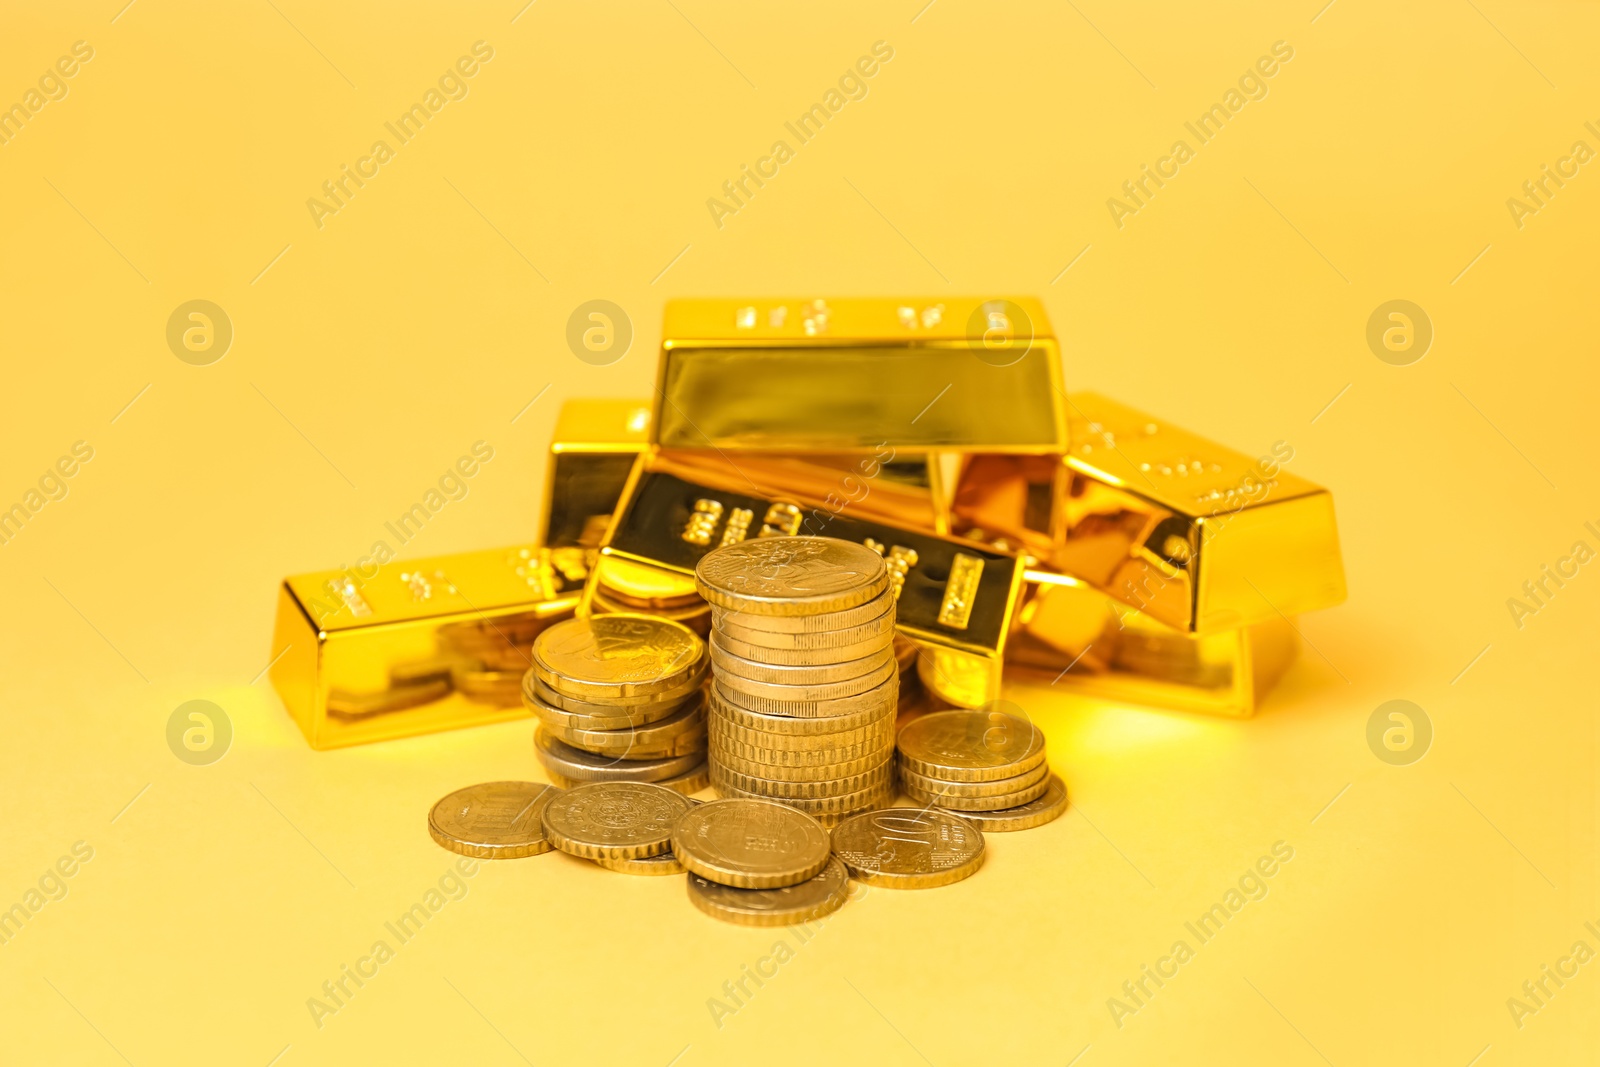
left=2, top=1, right=1596, bottom=1064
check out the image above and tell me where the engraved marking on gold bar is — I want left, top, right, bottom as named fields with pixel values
left=719, top=507, right=753, bottom=546
left=937, top=553, right=984, bottom=630
left=866, top=538, right=920, bottom=602
left=758, top=502, right=801, bottom=537
left=682, top=498, right=724, bottom=544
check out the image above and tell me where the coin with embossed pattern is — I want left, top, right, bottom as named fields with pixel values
left=895, top=707, right=1046, bottom=783
left=686, top=856, right=850, bottom=927
left=935, top=775, right=1069, bottom=831
left=695, top=537, right=888, bottom=615
left=533, top=614, right=705, bottom=700
left=831, top=808, right=985, bottom=889
left=539, top=781, right=691, bottom=860
left=671, top=797, right=832, bottom=889
left=428, top=781, right=559, bottom=859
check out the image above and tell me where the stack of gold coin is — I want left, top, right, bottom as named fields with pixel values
left=894, top=706, right=1065, bottom=825
left=524, top=613, right=710, bottom=794
left=588, top=557, right=711, bottom=635
left=696, top=537, right=898, bottom=826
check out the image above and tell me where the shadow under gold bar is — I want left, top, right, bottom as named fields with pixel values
left=950, top=391, right=1346, bottom=634
left=655, top=296, right=1066, bottom=454
left=590, top=449, right=1024, bottom=708
left=1008, top=569, right=1299, bottom=717
left=269, top=544, right=582, bottom=749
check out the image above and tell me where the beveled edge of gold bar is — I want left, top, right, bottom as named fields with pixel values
left=549, top=397, right=654, bottom=453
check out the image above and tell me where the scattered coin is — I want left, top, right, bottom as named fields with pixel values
left=831, top=808, right=986, bottom=889
left=936, top=775, right=1069, bottom=831
left=540, top=781, right=691, bottom=860
left=686, top=856, right=851, bottom=926
left=428, top=781, right=559, bottom=860
left=595, top=852, right=686, bottom=875
left=671, top=797, right=832, bottom=889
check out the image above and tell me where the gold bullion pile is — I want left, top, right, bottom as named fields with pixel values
left=430, top=536, right=1070, bottom=925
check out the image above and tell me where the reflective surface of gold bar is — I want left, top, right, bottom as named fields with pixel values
left=656, top=297, right=1065, bottom=453
left=542, top=398, right=654, bottom=549
left=269, top=545, right=582, bottom=749
left=951, top=391, right=1346, bottom=633
left=591, top=449, right=1024, bottom=707
left=1008, top=570, right=1298, bottom=717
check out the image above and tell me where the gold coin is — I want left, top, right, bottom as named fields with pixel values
left=710, top=628, right=894, bottom=667
left=711, top=759, right=892, bottom=800
left=545, top=761, right=708, bottom=796
left=895, top=707, right=1047, bottom=783
left=539, top=781, right=691, bottom=860
left=533, top=614, right=705, bottom=700
left=428, top=781, right=559, bottom=860
left=595, top=851, right=686, bottom=875
left=831, top=808, right=985, bottom=889
left=550, top=725, right=706, bottom=760
left=671, top=797, right=832, bottom=889
left=534, top=729, right=702, bottom=782
left=695, top=537, right=888, bottom=615
left=713, top=612, right=895, bottom=653
left=544, top=695, right=705, bottom=755
left=900, top=772, right=1051, bottom=811
left=686, top=856, right=850, bottom=927
left=708, top=688, right=894, bottom=736
left=897, top=759, right=1051, bottom=799
left=527, top=691, right=691, bottom=733
left=936, top=775, right=1069, bottom=831
left=715, top=658, right=896, bottom=704
left=527, top=670, right=703, bottom=714
left=711, top=747, right=890, bottom=782
left=712, top=588, right=894, bottom=633
left=712, top=771, right=893, bottom=814
left=708, top=635, right=896, bottom=686
left=708, top=729, right=893, bottom=768
left=713, top=673, right=897, bottom=719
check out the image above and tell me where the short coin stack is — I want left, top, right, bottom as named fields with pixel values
left=525, top=613, right=710, bottom=795
left=895, top=706, right=1068, bottom=829
left=695, top=537, right=898, bottom=826
left=672, top=797, right=849, bottom=925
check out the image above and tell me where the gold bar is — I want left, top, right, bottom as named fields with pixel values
left=590, top=449, right=1025, bottom=708
left=950, top=391, right=1346, bottom=634
left=269, top=544, right=581, bottom=749
left=1007, top=570, right=1298, bottom=717
left=542, top=398, right=654, bottom=549
left=655, top=297, right=1066, bottom=453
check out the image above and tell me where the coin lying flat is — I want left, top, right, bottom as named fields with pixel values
left=715, top=660, right=897, bottom=707
left=709, top=688, right=894, bottom=736
left=540, top=781, right=692, bottom=860
left=545, top=761, right=708, bottom=796
left=428, top=781, right=559, bottom=859
left=709, top=636, right=896, bottom=686
left=831, top=808, right=985, bottom=889
left=900, top=772, right=1051, bottom=811
left=896, top=707, right=1047, bottom=783
left=897, top=759, right=1051, bottom=799
left=714, top=611, right=895, bottom=653
left=936, top=775, right=1069, bottom=831
left=534, top=730, right=703, bottom=782
left=528, top=671, right=702, bottom=717
left=671, top=797, right=832, bottom=889
left=712, top=588, right=894, bottom=634
left=595, top=852, right=686, bottom=875
left=687, top=856, right=850, bottom=926
left=545, top=696, right=706, bottom=756
left=533, top=614, right=705, bottom=700
left=695, top=537, right=888, bottom=615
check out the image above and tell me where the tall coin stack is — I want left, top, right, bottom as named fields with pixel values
left=695, top=537, right=898, bottom=826
left=524, top=614, right=710, bottom=795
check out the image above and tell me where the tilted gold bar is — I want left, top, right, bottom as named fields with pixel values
left=655, top=297, right=1066, bottom=453
left=950, top=391, right=1346, bottom=634
left=1007, top=569, right=1299, bottom=717
left=269, top=544, right=582, bottom=749
left=542, top=398, right=654, bottom=549
left=591, top=449, right=1025, bottom=708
